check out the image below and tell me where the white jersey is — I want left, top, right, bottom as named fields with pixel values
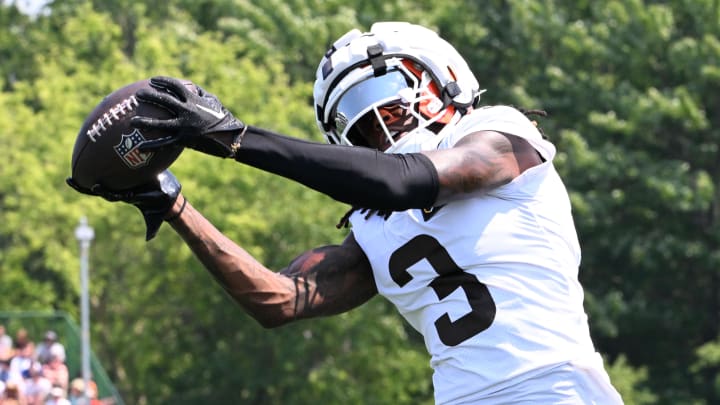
left=350, top=106, right=623, bottom=404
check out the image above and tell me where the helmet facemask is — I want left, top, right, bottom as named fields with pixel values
left=328, top=60, right=453, bottom=152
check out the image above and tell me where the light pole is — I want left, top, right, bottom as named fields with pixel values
left=75, top=216, right=94, bottom=404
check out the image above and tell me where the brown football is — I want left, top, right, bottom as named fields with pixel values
left=70, top=79, right=194, bottom=191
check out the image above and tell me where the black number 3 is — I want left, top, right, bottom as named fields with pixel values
left=389, top=234, right=496, bottom=346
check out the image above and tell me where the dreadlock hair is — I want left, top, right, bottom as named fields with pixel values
left=334, top=106, right=550, bottom=229
left=336, top=207, right=392, bottom=229
left=514, top=106, right=549, bottom=140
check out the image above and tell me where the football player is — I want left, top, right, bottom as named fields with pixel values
left=74, top=22, right=623, bottom=404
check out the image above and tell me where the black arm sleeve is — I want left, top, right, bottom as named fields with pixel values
left=234, top=126, right=439, bottom=210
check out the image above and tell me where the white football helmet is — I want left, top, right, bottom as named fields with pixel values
left=313, top=22, right=482, bottom=153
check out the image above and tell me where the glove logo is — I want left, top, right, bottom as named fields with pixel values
left=114, top=129, right=154, bottom=168
left=195, top=103, right=227, bottom=119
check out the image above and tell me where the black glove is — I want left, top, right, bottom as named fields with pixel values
left=66, top=170, right=182, bottom=241
left=132, top=76, right=246, bottom=158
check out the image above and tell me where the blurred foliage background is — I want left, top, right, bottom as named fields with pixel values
left=1, top=0, right=719, bottom=403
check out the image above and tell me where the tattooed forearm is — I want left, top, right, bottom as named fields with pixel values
left=283, top=239, right=376, bottom=319
left=168, top=201, right=376, bottom=327
left=284, top=249, right=353, bottom=318
left=291, top=274, right=316, bottom=320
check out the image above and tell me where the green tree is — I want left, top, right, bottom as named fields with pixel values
left=4, top=0, right=719, bottom=403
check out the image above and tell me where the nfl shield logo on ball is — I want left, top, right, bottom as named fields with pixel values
left=114, top=129, right=154, bottom=168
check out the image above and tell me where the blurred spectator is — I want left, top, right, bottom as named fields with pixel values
left=0, top=359, right=23, bottom=395
left=1, top=381, right=26, bottom=405
left=40, top=356, right=67, bottom=393
left=35, top=333, right=64, bottom=366
left=67, top=379, right=83, bottom=405
left=66, top=379, right=101, bottom=405
left=8, top=345, right=33, bottom=385
left=0, top=326, right=12, bottom=362
left=0, top=359, right=11, bottom=384
left=43, top=386, right=69, bottom=405
left=23, top=364, right=50, bottom=405
left=12, top=329, right=33, bottom=355
left=86, top=381, right=103, bottom=405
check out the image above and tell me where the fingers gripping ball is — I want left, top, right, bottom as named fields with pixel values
left=70, top=79, right=197, bottom=190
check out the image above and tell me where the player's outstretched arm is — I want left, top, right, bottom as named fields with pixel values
left=165, top=194, right=378, bottom=328
left=130, top=77, right=540, bottom=211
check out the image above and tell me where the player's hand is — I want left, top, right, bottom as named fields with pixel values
left=66, top=170, right=182, bottom=241
left=131, top=76, right=246, bottom=158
